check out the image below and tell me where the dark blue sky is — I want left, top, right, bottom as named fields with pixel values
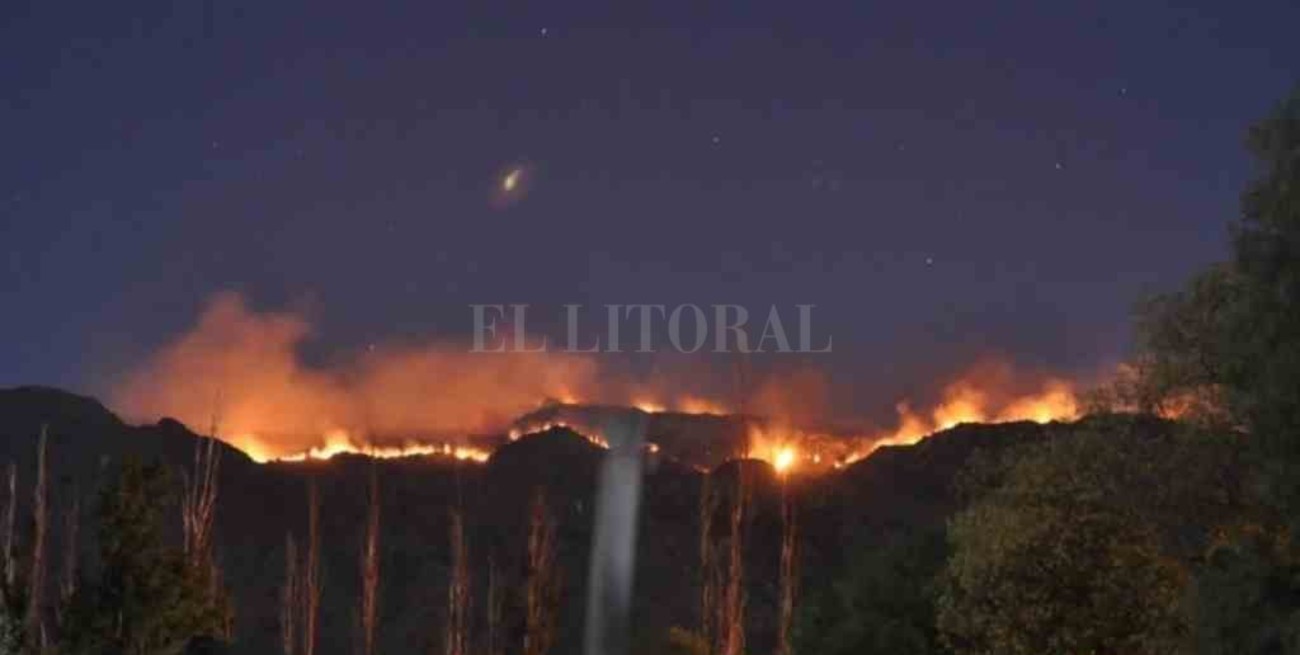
left=2, top=1, right=1297, bottom=416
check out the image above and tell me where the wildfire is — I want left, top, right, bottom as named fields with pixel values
left=677, top=397, right=728, bottom=415
left=632, top=399, right=667, bottom=414
left=270, top=430, right=491, bottom=464
left=508, top=421, right=611, bottom=449
left=746, top=424, right=831, bottom=475
left=772, top=447, right=797, bottom=474
left=628, top=395, right=728, bottom=416
left=843, top=375, right=1080, bottom=464
left=742, top=368, right=1082, bottom=472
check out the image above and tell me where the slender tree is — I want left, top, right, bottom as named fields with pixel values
left=776, top=476, right=798, bottom=655
left=485, top=554, right=504, bottom=655
left=697, top=472, right=719, bottom=654
left=182, top=426, right=221, bottom=582
left=302, top=481, right=321, bottom=655
left=524, top=490, right=559, bottom=655
left=718, top=469, right=748, bottom=655
left=280, top=533, right=299, bottom=655
left=57, top=490, right=78, bottom=626
left=444, top=507, right=470, bottom=655
left=359, top=464, right=380, bottom=655
left=2, top=463, right=15, bottom=596
left=25, top=426, right=48, bottom=650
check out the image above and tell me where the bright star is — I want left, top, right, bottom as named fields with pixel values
left=502, top=168, right=522, bottom=192
left=491, top=163, right=532, bottom=209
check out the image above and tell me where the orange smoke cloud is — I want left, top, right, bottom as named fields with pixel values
left=111, top=292, right=605, bottom=461
left=113, top=293, right=1085, bottom=468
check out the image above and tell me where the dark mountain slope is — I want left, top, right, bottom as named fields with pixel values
left=0, top=386, right=1092, bottom=654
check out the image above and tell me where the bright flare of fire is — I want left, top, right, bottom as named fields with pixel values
left=632, top=399, right=666, bottom=414
left=509, top=420, right=611, bottom=449
left=772, top=447, right=797, bottom=474
left=628, top=395, right=727, bottom=416
left=270, top=429, right=491, bottom=464
left=746, top=425, right=819, bottom=475
left=844, top=376, right=1080, bottom=464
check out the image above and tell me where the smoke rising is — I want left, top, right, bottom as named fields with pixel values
left=110, top=292, right=606, bottom=460
left=110, top=292, right=1087, bottom=464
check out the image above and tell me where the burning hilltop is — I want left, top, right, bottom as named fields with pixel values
left=109, top=292, right=1087, bottom=470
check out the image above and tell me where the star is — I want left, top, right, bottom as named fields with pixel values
left=711, top=134, right=721, bottom=145
left=502, top=168, right=522, bottom=192
left=540, top=27, right=549, bottom=36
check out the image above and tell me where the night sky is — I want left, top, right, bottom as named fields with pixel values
left=3, top=1, right=1298, bottom=421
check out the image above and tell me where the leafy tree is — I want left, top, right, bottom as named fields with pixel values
left=1119, top=86, right=1300, bottom=655
left=1190, top=527, right=1300, bottom=655
left=936, top=419, right=1240, bottom=655
left=793, top=529, right=947, bottom=655
left=1132, top=88, right=1300, bottom=515
left=61, top=459, right=228, bottom=655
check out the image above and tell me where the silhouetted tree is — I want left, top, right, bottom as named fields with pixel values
left=1116, top=86, right=1300, bottom=654
left=61, top=459, right=227, bottom=655
left=794, top=529, right=947, bottom=655
left=936, top=419, right=1240, bottom=655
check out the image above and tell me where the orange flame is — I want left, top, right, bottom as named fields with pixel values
left=270, top=429, right=491, bottom=463
left=843, top=374, right=1080, bottom=464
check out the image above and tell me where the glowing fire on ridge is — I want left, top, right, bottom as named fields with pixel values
left=113, top=291, right=1093, bottom=470
left=842, top=376, right=1080, bottom=464
left=743, top=375, right=1081, bottom=473
left=508, top=420, right=612, bottom=449
left=268, top=429, right=491, bottom=464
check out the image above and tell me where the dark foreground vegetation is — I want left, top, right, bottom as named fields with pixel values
left=0, top=88, right=1295, bottom=654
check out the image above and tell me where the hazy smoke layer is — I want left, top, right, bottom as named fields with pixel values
left=111, top=292, right=607, bottom=457
left=111, top=292, right=1085, bottom=462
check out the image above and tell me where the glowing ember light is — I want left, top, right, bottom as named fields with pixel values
left=773, top=447, right=797, bottom=474
left=633, top=399, right=666, bottom=413
left=746, top=424, right=817, bottom=474
left=677, top=397, right=728, bottom=415
left=231, top=433, right=276, bottom=464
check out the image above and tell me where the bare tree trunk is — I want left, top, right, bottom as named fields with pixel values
left=524, top=490, right=558, bottom=655
left=26, top=426, right=48, bottom=650
left=698, top=472, right=718, bottom=654
left=57, top=490, right=78, bottom=627
left=281, top=533, right=299, bottom=655
left=359, top=465, right=380, bottom=655
left=776, top=480, right=798, bottom=655
left=444, top=507, right=470, bottom=655
left=718, top=470, right=748, bottom=655
left=183, top=416, right=229, bottom=639
left=302, top=481, right=321, bottom=655
left=485, top=555, right=503, bottom=655
left=182, top=424, right=221, bottom=579
left=2, top=463, right=15, bottom=593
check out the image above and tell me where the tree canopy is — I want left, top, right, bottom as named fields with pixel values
left=61, top=459, right=228, bottom=655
